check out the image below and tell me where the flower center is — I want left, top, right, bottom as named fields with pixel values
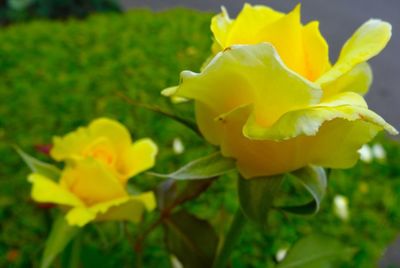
left=83, top=138, right=116, bottom=167
left=88, top=148, right=114, bottom=165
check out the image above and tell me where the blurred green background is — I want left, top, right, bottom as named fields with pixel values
left=1, top=3, right=400, bottom=267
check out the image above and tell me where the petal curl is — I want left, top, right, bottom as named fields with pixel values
left=215, top=103, right=394, bottom=178
left=66, top=192, right=156, bottom=227
left=322, top=62, right=372, bottom=97
left=244, top=92, right=397, bottom=140
left=96, top=191, right=156, bottom=222
left=28, top=173, right=83, bottom=206
left=306, top=118, right=381, bottom=169
left=317, top=19, right=391, bottom=86
left=119, top=138, right=158, bottom=181
left=174, top=43, right=321, bottom=129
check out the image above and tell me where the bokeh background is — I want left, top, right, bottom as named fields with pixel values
left=0, top=0, right=400, bottom=267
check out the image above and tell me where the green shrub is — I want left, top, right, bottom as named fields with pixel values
left=0, top=9, right=399, bottom=267
left=0, top=0, right=121, bottom=25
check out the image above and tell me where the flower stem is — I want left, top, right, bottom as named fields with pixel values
left=212, top=208, right=247, bottom=268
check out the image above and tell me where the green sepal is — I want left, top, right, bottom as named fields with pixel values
left=278, top=166, right=327, bottom=215
left=238, top=174, right=284, bottom=227
left=15, top=146, right=61, bottom=181
left=149, top=152, right=236, bottom=180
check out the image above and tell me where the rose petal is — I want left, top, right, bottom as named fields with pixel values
left=317, top=19, right=391, bottom=86
left=60, top=158, right=127, bottom=205
left=66, top=192, right=155, bottom=227
left=243, top=91, right=397, bottom=140
left=28, top=173, right=83, bottom=207
left=322, top=62, right=372, bottom=97
left=119, top=138, right=158, bottom=181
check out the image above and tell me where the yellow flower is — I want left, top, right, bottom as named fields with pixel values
left=28, top=118, right=158, bottom=226
left=51, top=118, right=157, bottom=184
left=164, top=4, right=397, bottom=179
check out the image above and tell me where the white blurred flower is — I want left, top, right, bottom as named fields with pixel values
left=172, top=138, right=185, bottom=155
left=333, top=195, right=349, bottom=221
left=276, top=248, right=288, bottom=262
left=358, top=144, right=373, bottom=163
left=170, top=255, right=183, bottom=268
left=371, top=143, right=386, bottom=162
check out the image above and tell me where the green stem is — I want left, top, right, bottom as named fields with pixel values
left=212, top=208, right=246, bottom=268
left=68, top=236, right=81, bottom=268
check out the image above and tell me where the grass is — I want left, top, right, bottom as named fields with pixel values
left=0, top=8, right=399, bottom=267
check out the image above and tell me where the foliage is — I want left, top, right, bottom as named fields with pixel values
left=0, top=8, right=399, bottom=267
left=0, top=0, right=121, bottom=26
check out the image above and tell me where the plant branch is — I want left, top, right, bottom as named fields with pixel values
left=133, top=179, right=216, bottom=260
left=115, top=91, right=201, bottom=136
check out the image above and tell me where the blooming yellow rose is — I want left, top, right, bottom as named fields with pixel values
left=28, top=118, right=158, bottom=226
left=51, top=118, right=157, bottom=183
left=164, top=4, right=397, bottom=178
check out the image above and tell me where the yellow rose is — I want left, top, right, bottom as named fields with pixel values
left=51, top=118, right=157, bottom=183
left=28, top=118, right=158, bottom=226
left=164, top=4, right=397, bottom=178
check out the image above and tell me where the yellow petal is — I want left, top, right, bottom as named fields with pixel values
left=306, top=118, right=382, bottom=169
left=86, top=118, right=132, bottom=158
left=60, top=158, right=127, bottom=205
left=51, top=118, right=132, bottom=162
left=225, top=4, right=283, bottom=47
left=322, top=62, right=372, bottom=97
left=162, top=86, right=188, bottom=103
left=66, top=192, right=156, bottom=227
left=51, top=126, right=92, bottom=161
left=211, top=6, right=233, bottom=53
left=174, top=43, right=321, bottom=129
left=302, top=21, right=331, bottom=81
left=96, top=191, right=156, bottom=222
left=28, top=173, right=83, bottom=206
left=317, top=19, right=391, bottom=85
left=254, top=4, right=306, bottom=77
left=118, top=138, right=158, bottom=181
left=215, top=103, right=395, bottom=178
left=217, top=104, right=306, bottom=178
left=195, top=101, right=222, bottom=145
left=83, top=137, right=117, bottom=166
left=66, top=206, right=96, bottom=227
left=244, top=91, right=397, bottom=140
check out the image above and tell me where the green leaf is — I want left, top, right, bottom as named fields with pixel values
left=164, top=210, right=219, bottom=268
left=14, top=146, right=61, bottom=181
left=156, top=178, right=214, bottom=211
left=41, top=215, right=80, bottom=268
left=238, top=174, right=284, bottom=227
left=174, top=179, right=215, bottom=204
left=278, top=166, right=327, bottom=215
left=149, top=152, right=236, bottom=180
left=276, top=234, right=356, bottom=268
left=155, top=179, right=178, bottom=210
